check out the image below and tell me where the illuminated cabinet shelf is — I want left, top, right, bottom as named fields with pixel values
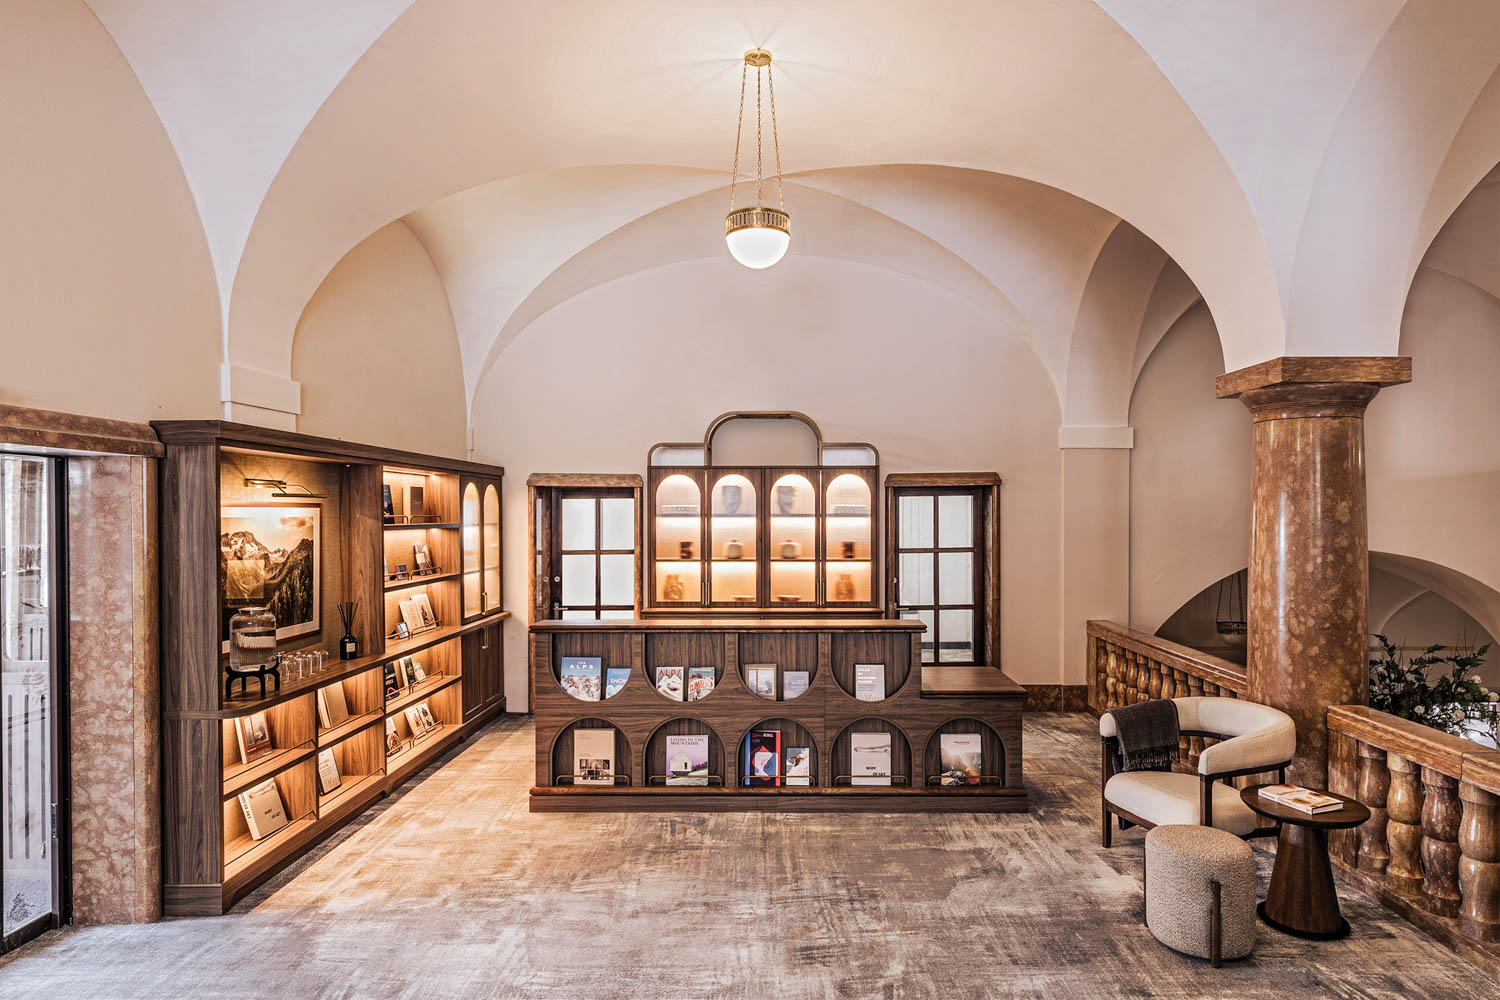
left=644, top=417, right=878, bottom=614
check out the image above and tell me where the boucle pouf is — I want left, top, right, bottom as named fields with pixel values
left=1145, top=824, right=1257, bottom=964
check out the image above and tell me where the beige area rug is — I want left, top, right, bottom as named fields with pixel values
left=0, top=713, right=1490, bottom=999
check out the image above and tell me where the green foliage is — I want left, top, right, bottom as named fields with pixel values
left=1369, top=634, right=1498, bottom=744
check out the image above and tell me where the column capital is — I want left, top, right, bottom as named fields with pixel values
left=1216, top=356, right=1411, bottom=399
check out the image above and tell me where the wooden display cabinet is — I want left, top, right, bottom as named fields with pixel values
left=154, top=421, right=509, bottom=915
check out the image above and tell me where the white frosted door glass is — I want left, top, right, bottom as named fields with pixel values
left=560, top=554, right=596, bottom=606
left=599, top=498, right=634, bottom=550
left=898, top=494, right=934, bottom=548
left=938, top=552, right=973, bottom=605
left=899, top=552, right=934, bottom=606
left=938, top=610, right=975, bottom=663
left=560, top=497, right=595, bottom=550
left=599, top=554, right=634, bottom=606
left=937, top=494, right=973, bottom=547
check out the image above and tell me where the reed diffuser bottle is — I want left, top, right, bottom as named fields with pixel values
left=337, top=601, right=359, bottom=659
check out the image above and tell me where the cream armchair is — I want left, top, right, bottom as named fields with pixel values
left=1100, top=697, right=1296, bottom=846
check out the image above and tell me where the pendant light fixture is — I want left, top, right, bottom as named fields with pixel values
left=725, top=49, right=790, bottom=269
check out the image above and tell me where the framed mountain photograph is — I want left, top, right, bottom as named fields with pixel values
left=220, top=503, right=321, bottom=650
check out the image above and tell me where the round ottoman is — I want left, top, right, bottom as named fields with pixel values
left=1145, top=824, right=1257, bottom=965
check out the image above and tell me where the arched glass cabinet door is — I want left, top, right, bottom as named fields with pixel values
left=709, top=472, right=757, bottom=605
left=824, top=472, right=873, bottom=605
left=482, top=483, right=501, bottom=613
left=767, top=473, right=816, bottom=605
left=462, top=482, right=481, bottom=617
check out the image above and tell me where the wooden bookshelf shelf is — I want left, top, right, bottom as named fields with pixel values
left=318, top=710, right=384, bottom=748
left=222, top=742, right=317, bottom=799
left=385, top=570, right=461, bottom=592
left=386, top=673, right=461, bottom=715
left=153, top=420, right=509, bottom=916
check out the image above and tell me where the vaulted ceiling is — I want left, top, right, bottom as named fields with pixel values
left=59, top=0, right=1500, bottom=417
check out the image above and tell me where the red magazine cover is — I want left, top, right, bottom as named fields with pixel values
left=746, top=730, right=782, bottom=786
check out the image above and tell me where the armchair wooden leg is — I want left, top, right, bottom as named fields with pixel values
left=1102, top=803, right=1113, bottom=847
left=1143, top=847, right=1149, bottom=926
left=1210, top=879, right=1222, bottom=968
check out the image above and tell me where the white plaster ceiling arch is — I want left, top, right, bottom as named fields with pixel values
left=1370, top=551, right=1500, bottom=649
left=221, top=0, right=1284, bottom=387
left=466, top=180, right=1045, bottom=411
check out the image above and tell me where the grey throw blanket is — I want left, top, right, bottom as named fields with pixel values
left=1106, top=699, right=1181, bottom=772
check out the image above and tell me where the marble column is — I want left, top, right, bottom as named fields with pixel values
left=1217, top=357, right=1410, bottom=786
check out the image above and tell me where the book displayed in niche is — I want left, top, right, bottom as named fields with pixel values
left=385, top=717, right=403, bottom=755
left=851, top=732, right=892, bottom=786
left=665, top=734, right=710, bottom=786
left=399, top=593, right=439, bottom=635
left=560, top=656, right=603, bottom=701
left=316, top=683, right=351, bottom=730
left=746, top=664, right=776, bottom=698
left=413, top=541, right=434, bottom=575
left=656, top=666, right=685, bottom=701
left=687, top=666, right=716, bottom=702
left=234, top=711, right=273, bottom=765
left=783, top=670, right=810, bottom=700
left=746, top=729, right=782, bottom=787
left=405, top=702, right=439, bottom=738
left=574, top=728, right=616, bottom=786
left=238, top=779, right=289, bottom=840
left=604, top=667, right=630, bottom=699
left=854, top=663, right=886, bottom=702
left=403, top=484, right=425, bottom=520
left=383, top=662, right=401, bottom=699
left=1259, top=784, right=1344, bottom=814
left=785, top=746, right=811, bottom=786
left=938, top=733, right=983, bottom=786
left=316, top=748, right=342, bottom=794
left=382, top=484, right=395, bottom=523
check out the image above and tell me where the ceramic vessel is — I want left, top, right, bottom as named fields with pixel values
left=725, top=538, right=744, bottom=560
left=780, top=538, right=802, bottom=560
left=664, top=574, right=685, bottom=601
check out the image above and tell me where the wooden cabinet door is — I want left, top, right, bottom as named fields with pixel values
left=482, top=623, right=505, bottom=711
left=461, top=628, right=484, bottom=718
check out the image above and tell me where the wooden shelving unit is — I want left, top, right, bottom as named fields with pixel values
left=154, top=421, right=509, bottom=915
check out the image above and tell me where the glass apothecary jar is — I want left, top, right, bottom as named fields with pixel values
left=228, top=606, right=278, bottom=669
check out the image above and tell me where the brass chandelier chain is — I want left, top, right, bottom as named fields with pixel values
left=729, top=61, right=747, bottom=213
left=727, top=49, right=785, bottom=214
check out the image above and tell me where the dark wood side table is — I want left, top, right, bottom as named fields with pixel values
left=1241, top=785, right=1371, bottom=939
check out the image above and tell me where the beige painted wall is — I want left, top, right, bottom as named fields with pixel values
left=471, top=255, right=1066, bottom=707
left=0, top=0, right=219, bottom=423
left=291, top=221, right=468, bottom=459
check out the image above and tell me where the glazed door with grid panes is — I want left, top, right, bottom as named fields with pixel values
left=892, top=488, right=982, bottom=664
left=1, top=456, right=64, bottom=952
left=552, top=490, right=636, bottom=620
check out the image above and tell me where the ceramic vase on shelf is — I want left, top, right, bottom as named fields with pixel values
left=679, top=540, right=694, bottom=560
left=780, top=537, right=802, bottom=560
left=725, top=538, right=744, bottom=560
left=834, top=573, right=856, bottom=601
left=842, top=540, right=856, bottom=560
left=663, top=574, right=685, bottom=601
left=228, top=606, right=277, bottom=670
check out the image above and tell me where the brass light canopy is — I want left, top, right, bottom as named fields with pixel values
left=724, top=48, right=790, bottom=269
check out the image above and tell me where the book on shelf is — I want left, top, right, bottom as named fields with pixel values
left=413, top=593, right=437, bottom=627
left=413, top=541, right=434, bottom=574
left=783, top=670, right=810, bottom=700
left=1258, top=784, right=1344, bottom=814
left=656, top=666, right=684, bottom=701
left=383, top=662, right=401, bottom=699
left=382, top=484, right=395, bottom=522
left=234, top=711, right=273, bottom=765
left=409, top=660, right=427, bottom=684
left=854, top=663, right=886, bottom=701
left=604, top=667, right=630, bottom=699
left=574, top=728, right=616, bottom=786
left=316, top=748, right=342, bottom=795
left=746, top=664, right=776, bottom=698
left=851, top=732, right=892, bottom=786
left=238, top=778, right=289, bottom=841
left=785, top=746, right=811, bottom=786
left=417, top=703, right=439, bottom=732
left=385, top=717, right=403, bottom=754
left=687, top=666, right=715, bottom=702
left=560, top=656, right=603, bottom=701
left=404, top=703, right=437, bottom=738
left=402, top=484, right=424, bottom=519
left=746, top=730, right=782, bottom=787
left=398, top=598, right=426, bottom=637
left=938, top=733, right=982, bottom=786
left=665, top=734, right=710, bottom=786
left=316, top=683, right=351, bottom=730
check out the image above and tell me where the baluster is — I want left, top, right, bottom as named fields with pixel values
left=1385, top=753, right=1425, bottom=897
left=1125, top=651, right=1141, bottom=703
left=1459, top=781, right=1500, bottom=942
left=1356, top=743, right=1391, bottom=874
left=1327, top=732, right=1359, bottom=864
left=1420, top=768, right=1462, bottom=916
left=1104, top=643, right=1119, bottom=709
left=1146, top=658, right=1162, bottom=701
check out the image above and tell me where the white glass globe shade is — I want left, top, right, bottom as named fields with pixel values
left=726, top=225, right=790, bottom=269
